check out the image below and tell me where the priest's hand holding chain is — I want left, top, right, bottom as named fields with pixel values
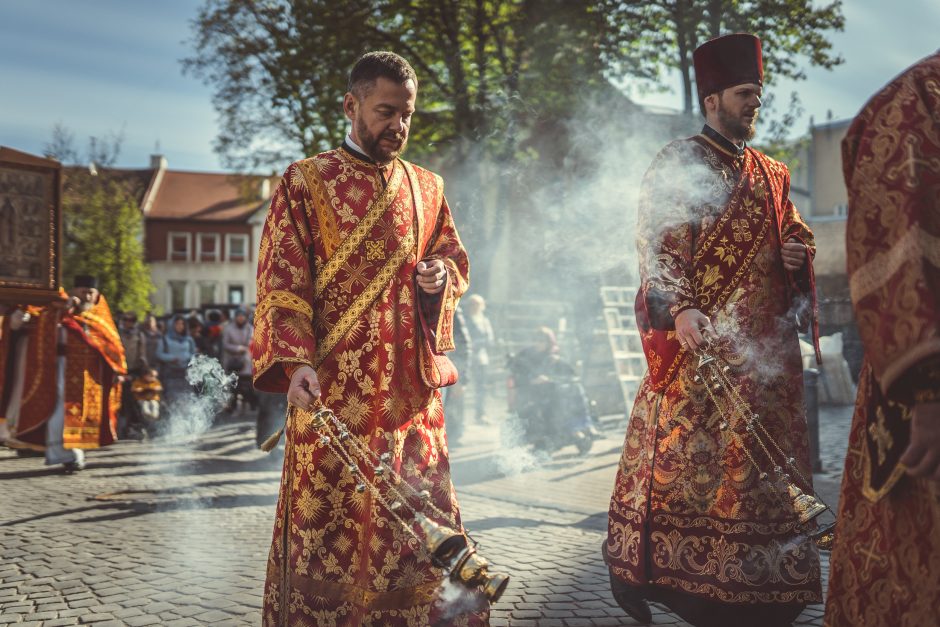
left=288, top=365, right=321, bottom=411
left=675, top=308, right=717, bottom=351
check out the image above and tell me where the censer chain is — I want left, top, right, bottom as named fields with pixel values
left=321, top=411, right=458, bottom=529
left=314, top=419, right=437, bottom=562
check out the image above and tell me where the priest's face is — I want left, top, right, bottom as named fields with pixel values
left=715, top=83, right=762, bottom=142
left=345, top=77, right=417, bottom=165
left=71, top=287, right=99, bottom=312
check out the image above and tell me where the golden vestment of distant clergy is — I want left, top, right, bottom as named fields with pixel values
left=6, top=295, right=125, bottom=450
left=252, top=145, right=487, bottom=626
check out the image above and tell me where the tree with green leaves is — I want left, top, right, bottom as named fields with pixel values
left=609, top=0, right=845, bottom=115
left=183, top=0, right=614, bottom=171
left=45, top=126, right=156, bottom=317
left=183, top=0, right=617, bottom=293
left=182, top=0, right=844, bottom=295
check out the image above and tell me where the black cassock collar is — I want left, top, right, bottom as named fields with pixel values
left=341, top=139, right=376, bottom=164
left=701, top=124, right=746, bottom=157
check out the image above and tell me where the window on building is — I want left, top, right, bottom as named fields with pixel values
left=198, top=233, right=220, bottom=262
left=227, top=234, right=249, bottom=262
left=169, top=233, right=190, bottom=262
left=199, top=282, right=216, bottom=306
left=169, top=281, right=187, bottom=311
left=228, top=284, right=245, bottom=305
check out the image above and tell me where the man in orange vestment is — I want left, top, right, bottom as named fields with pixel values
left=251, top=52, right=487, bottom=625
left=824, top=52, right=940, bottom=627
left=9, top=275, right=126, bottom=469
left=604, top=34, right=822, bottom=626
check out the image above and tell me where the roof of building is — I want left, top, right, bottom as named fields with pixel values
left=146, top=170, right=278, bottom=222
left=61, top=166, right=157, bottom=208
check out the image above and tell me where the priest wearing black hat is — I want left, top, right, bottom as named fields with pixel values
left=603, top=34, right=822, bottom=626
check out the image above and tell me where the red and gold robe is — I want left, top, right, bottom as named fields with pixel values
left=606, top=130, right=823, bottom=610
left=252, top=146, right=486, bottom=626
left=824, top=52, right=940, bottom=627
left=15, top=295, right=126, bottom=450
left=0, top=303, right=59, bottom=449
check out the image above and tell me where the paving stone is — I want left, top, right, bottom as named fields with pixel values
left=123, top=615, right=162, bottom=626
left=0, top=412, right=848, bottom=626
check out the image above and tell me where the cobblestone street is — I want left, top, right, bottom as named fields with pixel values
left=0, top=403, right=853, bottom=626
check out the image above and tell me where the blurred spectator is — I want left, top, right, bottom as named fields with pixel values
left=131, top=367, right=163, bottom=435
left=188, top=316, right=213, bottom=357
left=119, top=312, right=148, bottom=375
left=223, top=308, right=255, bottom=410
left=465, top=294, right=495, bottom=423
left=140, top=314, right=162, bottom=367
left=117, top=312, right=148, bottom=438
left=443, top=305, right=472, bottom=443
left=156, top=314, right=196, bottom=406
left=204, top=309, right=225, bottom=359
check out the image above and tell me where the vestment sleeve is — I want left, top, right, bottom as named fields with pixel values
left=637, top=143, right=697, bottom=329
left=420, top=193, right=470, bottom=353
left=252, top=164, right=318, bottom=393
left=843, top=66, right=940, bottom=397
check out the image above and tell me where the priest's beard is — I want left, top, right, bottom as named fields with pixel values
left=717, top=100, right=758, bottom=142
left=355, top=118, right=407, bottom=165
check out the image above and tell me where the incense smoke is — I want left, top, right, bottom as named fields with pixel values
left=160, top=354, right=236, bottom=442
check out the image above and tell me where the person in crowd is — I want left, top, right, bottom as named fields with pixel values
left=204, top=309, right=225, bottom=359
left=465, top=294, right=495, bottom=424
left=223, top=308, right=255, bottom=411
left=443, top=304, right=472, bottom=443
left=188, top=315, right=213, bottom=357
left=140, top=313, right=162, bottom=367
left=131, top=367, right=163, bottom=435
left=118, top=312, right=148, bottom=438
left=155, top=314, right=196, bottom=407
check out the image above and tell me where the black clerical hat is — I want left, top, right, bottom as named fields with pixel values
left=73, top=274, right=98, bottom=289
left=693, top=33, right=763, bottom=105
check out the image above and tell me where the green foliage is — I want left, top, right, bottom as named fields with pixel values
left=183, top=0, right=616, bottom=171
left=182, top=1, right=845, bottom=294
left=609, top=0, right=845, bottom=114
left=45, top=125, right=155, bottom=317
left=61, top=171, right=156, bottom=318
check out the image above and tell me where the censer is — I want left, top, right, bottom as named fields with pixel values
left=292, top=402, right=510, bottom=603
left=694, top=349, right=836, bottom=550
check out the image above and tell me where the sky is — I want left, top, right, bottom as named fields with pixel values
left=1, top=0, right=938, bottom=173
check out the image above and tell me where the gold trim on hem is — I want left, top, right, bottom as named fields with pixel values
left=289, top=572, right=440, bottom=612
left=255, top=290, right=314, bottom=321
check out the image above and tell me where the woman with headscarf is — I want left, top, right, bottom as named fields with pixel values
left=155, top=314, right=196, bottom=407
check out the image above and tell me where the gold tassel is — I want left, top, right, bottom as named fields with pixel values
left=260, top=406, right=293, bottom=453
left=260, top=426, right=284, bottom=452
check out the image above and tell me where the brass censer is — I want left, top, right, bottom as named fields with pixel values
left=694, top=349, right=836, bottom=550
left=294, top=403, right=510, bottom=603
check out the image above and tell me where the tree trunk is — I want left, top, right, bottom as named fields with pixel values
left=674, top=2, right=695, bottom=115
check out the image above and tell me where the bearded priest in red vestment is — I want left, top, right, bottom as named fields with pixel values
left=824, top=51, right=940, bottom=627
left=604, top=34, right=823, bottom=627
left=251, top=52, right=488, bottom=626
